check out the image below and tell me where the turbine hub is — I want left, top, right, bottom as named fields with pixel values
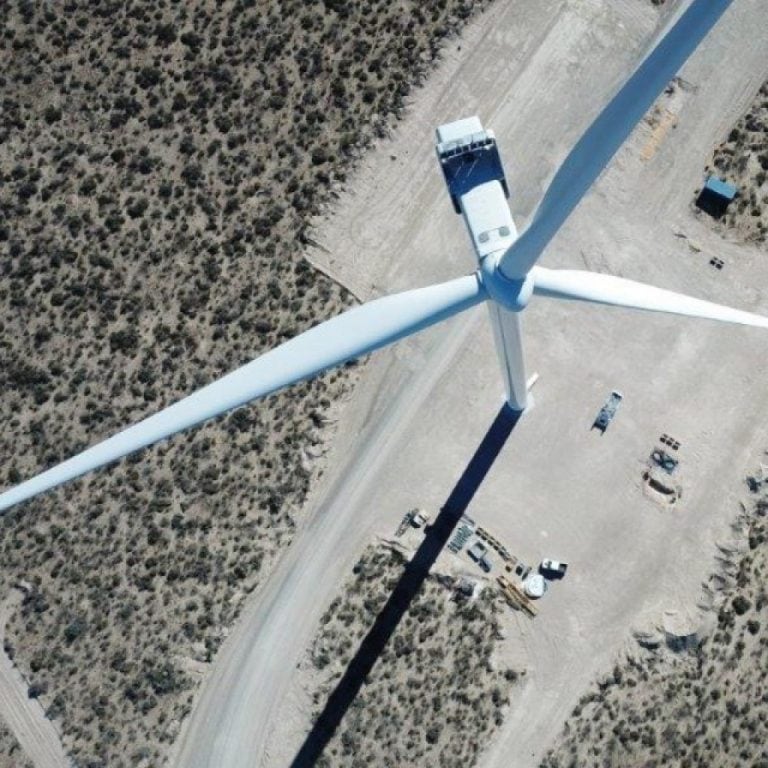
left=480, top=252, right=533, bottom=312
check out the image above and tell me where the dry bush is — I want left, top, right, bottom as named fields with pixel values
left=0, top=0, right=488, bottom=764
left=308, top=544, right=519, bottom=768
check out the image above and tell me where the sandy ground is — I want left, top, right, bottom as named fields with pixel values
left=0, top=592, right=69, bottom=768
left=171, top=1, right=768, bottom=767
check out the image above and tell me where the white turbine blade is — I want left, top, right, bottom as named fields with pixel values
left=0, top=274, right=486, bottom=513
left=532, top=266, right=768, bottom=328
left=499, top=0, right=733, bottom=279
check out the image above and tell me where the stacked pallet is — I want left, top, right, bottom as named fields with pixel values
left=496, top=574, right=538, bottom=618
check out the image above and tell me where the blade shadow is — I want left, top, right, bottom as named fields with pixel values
left=289, top=402, right=523, bottom=767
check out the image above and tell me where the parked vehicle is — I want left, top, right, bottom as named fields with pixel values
left=540, top=558, right=568, bottom=579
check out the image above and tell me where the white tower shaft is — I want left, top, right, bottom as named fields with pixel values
left=485, top=302, right=528, bottom=411
left=459, top=183, right=528, bottom=411
left=436, top=117, right=529, bottom=411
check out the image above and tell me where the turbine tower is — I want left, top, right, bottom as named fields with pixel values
left=0, top=0, right=762, bottom=514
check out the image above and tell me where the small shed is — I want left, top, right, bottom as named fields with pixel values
left=696, top=175, right=737, bottom=218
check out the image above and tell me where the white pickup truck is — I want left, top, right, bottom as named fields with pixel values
left=540, top=559, right=568, bottom=578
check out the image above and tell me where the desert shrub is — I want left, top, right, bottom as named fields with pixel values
left=309, top=544, right=517, bottom=766
left=0, top=0, right=489, bottom=764
left=732, top=595, right=751, bottom=616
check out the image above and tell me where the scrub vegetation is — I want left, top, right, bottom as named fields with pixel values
left=540, top=483, right=768, bottom=768
left=702, top=79, right=768, bottom=243
left=0, top=722, right=32, bottom=768
left=307, top=544, right=520, bottom=768
left=0, top=0, right=487, bottom=764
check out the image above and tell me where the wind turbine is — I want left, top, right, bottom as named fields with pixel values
left=0, top=0, right=762, bottom=514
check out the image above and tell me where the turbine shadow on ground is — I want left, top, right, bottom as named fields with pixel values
left=290, top=403, right=523, bottom=767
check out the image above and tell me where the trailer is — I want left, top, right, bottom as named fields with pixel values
left=593, top=390, right=623, bottom=433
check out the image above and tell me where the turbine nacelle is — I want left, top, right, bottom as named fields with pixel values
left=433, top=116, right=533, bottom=312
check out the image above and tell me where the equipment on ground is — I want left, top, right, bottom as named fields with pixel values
left=476, top=526, right=513, bottom=561
left=467, top=540, right=488, bottom=563
left=478, top=555, right=492, bottom=573
left=651, top=448, right=679, bottom=474
left=467, top=540, right=493, bottom=572
left=593, top=391, right=623, bottom=433
left=395, top=512, right=413, bottom=537
left=448, top=522, right=474, bottom=553
left=448, top=515, right=476, bottom=553
left=0, top=0, right=759, bottom=516
left=454, top=578, right=478, bottom=599
left=506, top=561, right=532, bottom=581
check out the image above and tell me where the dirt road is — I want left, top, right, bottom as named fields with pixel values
left=171, top=1, right=768, bottom=767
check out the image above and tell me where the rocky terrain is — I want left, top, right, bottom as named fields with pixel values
left=540, top=471, right=768, bottom=768
left=701, top=78, right=768, bottom=242
left=0, top=0, right=488, bottom=764
left=305, top=543, right=519, bottom=768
